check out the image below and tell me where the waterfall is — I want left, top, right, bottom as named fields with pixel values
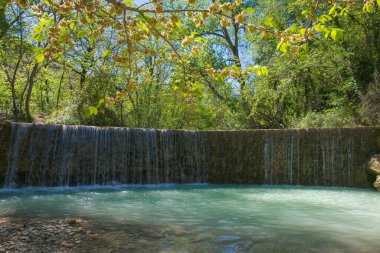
left=0, top=123, right=378, bottom=188
left=4, top=123, right=207, bottom=187
left=6, top=123, right=30, bottom=187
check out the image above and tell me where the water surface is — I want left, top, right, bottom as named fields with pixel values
left=1, top=185, right=379, bottom=252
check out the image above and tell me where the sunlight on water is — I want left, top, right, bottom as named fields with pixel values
left=1, top=185, right=380, bottom=252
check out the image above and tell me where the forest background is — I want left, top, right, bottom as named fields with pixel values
left=0, top=0, right=379, bottom=130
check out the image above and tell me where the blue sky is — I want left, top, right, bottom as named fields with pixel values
left=134, top=0, right=149, bottom=5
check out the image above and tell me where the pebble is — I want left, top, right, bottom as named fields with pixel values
left=64, top=243, right=74, bottom=248
left=0, top=216, right=163, bottom=252
left=0, top=218, right=94, bottom=253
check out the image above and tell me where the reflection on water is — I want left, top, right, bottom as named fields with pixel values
left=1, top=185, right=380, bottom=252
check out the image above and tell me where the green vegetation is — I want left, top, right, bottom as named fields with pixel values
left=0, top=0, right=379, bottom=129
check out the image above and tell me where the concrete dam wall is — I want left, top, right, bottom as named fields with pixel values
left=0, top=122, right=379, bottom=188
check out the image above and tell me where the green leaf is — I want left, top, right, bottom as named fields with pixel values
left=57, top=53, right=64, bottom=62
left=178, top=104, right=185, bottom=113
left=91, top=107, right=98, bottom=115
left=301, top=9, right=311, bottom=17
left=340, top=8, right=349, bottom=17
left=244, top=7, right=255, bottom=14
left=194, top=37, right=209, bottom=43
left=35, top=53, right=45, bottom=63
left=97, top=99, right=105, bottom=107
left=42, top=0, right=51, bottom=6
left=192, top=82, right=202, bottom=90
left=247, top=66, right=269, bottom=76
left=328, top=6, right=337, bottom=17
left=155, top=23, right=165, bottom=30
left=77, top=30, right=87, bottom=38
left=86, top=16, right=93, bottom=23
left=264, top=17, right=276, bottom=28
left=301, top=43, right=309, bottom=51
left=101, top=50, right=111, bottom=58
left=257, top=66, right=269, bottom=76
left=136, top=21, right=149, bottom=32
left=124, top=0, right=136, bottom=6
left=215, top=75, right=225, bottom=83
left=317, top=15, right=332, bottom=24
left=377, top=0, right=380, bottom=6
left=84, top=108, right=92, bottom=117
left=39, top=18, right=50, bottom=26
left=330, top=28, right=344, bottom=41
left=138, top=13, right=156, bottom=25
left=84, top=106, right=98, bottom=117
left=276, top=41, right=291, bottom=53
left=314, top=24, right=328, bottom=33
left=365, top=4, right=375, bottom=13
left=231, top=65, right=241, bottom=72
left=32, top=33, right=44, bottom=42
left=34, top=47, right=44, bottom=54
left=33, top=25, right=44, bottom=34
left=69, top=22, right=76, bottom=30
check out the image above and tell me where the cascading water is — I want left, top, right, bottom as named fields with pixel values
left=3, top=123, right=207, bottom=187
left=0, top=122, right=378, bottom=188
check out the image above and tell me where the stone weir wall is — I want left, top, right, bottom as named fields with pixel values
left=0, top=122, right=379, bottom=188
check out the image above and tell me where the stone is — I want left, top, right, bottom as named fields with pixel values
left=374, top=175, right=380, bottom=192
left=0, top=248, right=6, bottom=253
left=67, top=219, right=78, bottom=225
left=64, top=243, right=74, bottom=248
left=368, top=154, right=380, bottom=175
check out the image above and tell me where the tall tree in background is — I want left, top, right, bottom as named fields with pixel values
left=0, top=0, right=378, bottom=128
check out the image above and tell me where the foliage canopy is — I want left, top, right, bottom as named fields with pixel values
left=0, top=0, right=379, bottom=128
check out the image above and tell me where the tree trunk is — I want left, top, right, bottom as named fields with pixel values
left=56, top=65, right=65, bottom=109
left=4, top=56, right=22, bottom=118
left=25, top=63, right=39, bottom=122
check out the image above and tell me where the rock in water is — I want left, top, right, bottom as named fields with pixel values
left=369, top=155, right=380, bottom=191
left=369, top=154, right=380, bottom=175
left=67, top=219, right=78, bottom=225
left=374, top=176, right=380, bottom=192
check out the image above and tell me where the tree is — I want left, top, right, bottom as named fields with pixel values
left=1, top=0, right=378, bottom=128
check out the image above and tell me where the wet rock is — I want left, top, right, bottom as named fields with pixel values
left=368, top=155, right=380, bottom=191
left=374, top=176, right=380, bottom=192
left=0, top=217, right=99, bottom=253
left=368, top=154, right=380, bottom=175
left=67, top=219, right=79, bottom=225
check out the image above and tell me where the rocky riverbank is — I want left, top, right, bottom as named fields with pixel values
left=0, top=216, right=187, bottom=253
left=0, top=217, right=101, bottom=253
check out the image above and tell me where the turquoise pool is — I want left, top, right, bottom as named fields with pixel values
left=1, top=185, right=380, bottom=252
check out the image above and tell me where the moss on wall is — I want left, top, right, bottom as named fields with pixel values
left=0, top=121, right=11, bottom=186
left=1, top=123, right=379, bottom=188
